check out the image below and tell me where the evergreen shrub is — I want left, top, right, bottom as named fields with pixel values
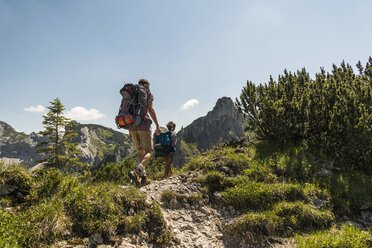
left=236, top=59, right=372, bottom=171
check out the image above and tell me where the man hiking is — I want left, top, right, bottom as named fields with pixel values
left=128, top=79, right=160, bottom=186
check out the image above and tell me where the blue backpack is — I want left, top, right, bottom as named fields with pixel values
left=153, top=131, right=176, bottom=157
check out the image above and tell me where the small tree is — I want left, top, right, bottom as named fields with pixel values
left=37, top=98, right=81, bottom=168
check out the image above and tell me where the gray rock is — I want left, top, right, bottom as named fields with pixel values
left=138, top=231, right=148, bottom=241
left=0, top=184, right=17, bottom=196
left=314, top=168, right=333, bottom=177
left=128, top=208, right=135, bottom=216
left=91, top=233, right=103, bottom=244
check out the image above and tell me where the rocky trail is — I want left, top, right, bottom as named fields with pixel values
left=139, top=172, right=226, bottom=248
left=115, top=172, right=290, bottom=248
left=55, top=172, right=294, bottom=248
left=115, top=172, right=229, bottom=248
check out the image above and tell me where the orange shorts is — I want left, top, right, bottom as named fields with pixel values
left=130, top=131, right=153, bottom=154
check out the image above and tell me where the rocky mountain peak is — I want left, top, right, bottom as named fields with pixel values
left=177, top=97, right=244, bottom=150
left=174, top=97, right=245, bottom=166
left=211, top=96, right=235, bottom=112
left=0, top=121, right=14, bottom=136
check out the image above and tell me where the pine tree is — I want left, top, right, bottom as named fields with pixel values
left=236, top=59, right=371, bottom=171
left=37, top=98, right=81, bottom=168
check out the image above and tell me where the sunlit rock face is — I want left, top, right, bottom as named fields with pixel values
left=174, top=97, right=245, bottom=167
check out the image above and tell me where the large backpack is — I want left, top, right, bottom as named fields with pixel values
left=115, top=83, right=152, bottom=130
left=154, top=131, right=176, bottom=157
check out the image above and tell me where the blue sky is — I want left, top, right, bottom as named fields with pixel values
left=1, top=0, right=372, bottom=134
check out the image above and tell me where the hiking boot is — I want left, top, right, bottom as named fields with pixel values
left=128, top=169, right=141, bottom=187
left=141, top=176, right=151, bottom=186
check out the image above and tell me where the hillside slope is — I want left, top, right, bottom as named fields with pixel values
left=0, top=121, right=134, bottom=169
left=1, top=143, right=371, bottom=248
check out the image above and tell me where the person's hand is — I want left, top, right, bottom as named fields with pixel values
left=156, top=126, right=161, bottom=136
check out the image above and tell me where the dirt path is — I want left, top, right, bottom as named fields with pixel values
left=114, top=172, right=239, bottom=248
left=139, top=173, right=228, bottom=248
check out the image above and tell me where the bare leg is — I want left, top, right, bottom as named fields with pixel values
left=164, top=155, right=173, bottom=178
left=163, top=157, right=169, bottom=178
left=140, top=152, right=152, bottom=168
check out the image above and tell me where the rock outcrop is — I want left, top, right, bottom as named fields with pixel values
left=0, top=121, right=44, bottom=166
left=70, top=122, right=135, bottom=167
left=174, top=97, right=245, bottom=167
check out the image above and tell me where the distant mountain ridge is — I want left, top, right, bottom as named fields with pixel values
left=0, top=121, right=135, bottom=168
left=0, top=97, right=245, bottom=168
left=0, top=121, right=44, bottom=166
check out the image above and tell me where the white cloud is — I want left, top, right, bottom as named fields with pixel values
left=24, top=105, right=46, bottom=113
left=65, top=106, right=105, bottom=121
left=181, top=99, right=199, bottom=111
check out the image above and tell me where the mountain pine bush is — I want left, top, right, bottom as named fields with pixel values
left=236, top=58, right=372, bottom=171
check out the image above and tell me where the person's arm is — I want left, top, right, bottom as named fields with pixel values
left=148, top=97, right=160, bottom=135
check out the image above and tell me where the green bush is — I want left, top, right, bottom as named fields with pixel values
left=31, top=168, right=64, bottom=200
left=144, top=203, right=172, bottom=244
left=93, top=159, right=135, bottom=184
left=0, top=163, right=171, bottom=246
left=0, top=164, right=32, bottom=203
left=236, top=59, right=372, bottom=171
left=199, top=171, right=235, bottom=194
left=183, top=155, right=215, bottom=172
left=0, top=197, right=70, bottom=247
left=64, top=182, right=146, bottom=237
left=318, top=172, right=372, bottom=215
left=146, top=157, right=167, bottom=180
left=296, top=224, right=372, bottom=248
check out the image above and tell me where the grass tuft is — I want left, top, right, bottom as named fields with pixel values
left=296, top=224, right=372, bottom=248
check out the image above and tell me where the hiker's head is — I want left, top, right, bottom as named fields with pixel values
left=138, top=79, right=150, bottom=90
left=166, top=121, right=176, bottom=131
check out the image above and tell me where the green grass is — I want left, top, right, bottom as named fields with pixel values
left=222, top=182, right=310, bottom=210
left=180, top=140, right=199, bottom=155
left=93, top=159, right=135, bottom=184
left=0, top=163, right=32, bottom=204
left=0, top=163, right=170, bottom=247
left=182, top=144, right=361, bottom=244
left=228, top=201, right=334, bottom=237
left=161, top=189, right=203, bottom=208
left=315, top=172, right=372, bottom=216
left=0, top=197, right=70, bottom=247
left=296, top=224, right=372, bottom=248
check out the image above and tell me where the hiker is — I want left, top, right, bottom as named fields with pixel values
left=154, top=121, right=177, bottom=178
left=127, top=79, right=160, bottom=186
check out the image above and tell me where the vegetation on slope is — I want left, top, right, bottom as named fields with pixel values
left=0, top=161, right=170, bottom=247
left=1, top=58, right=371, bottom=247
left=182, top=143, right=371, bottom=246
left=236, top=59, right=372, bottom=172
